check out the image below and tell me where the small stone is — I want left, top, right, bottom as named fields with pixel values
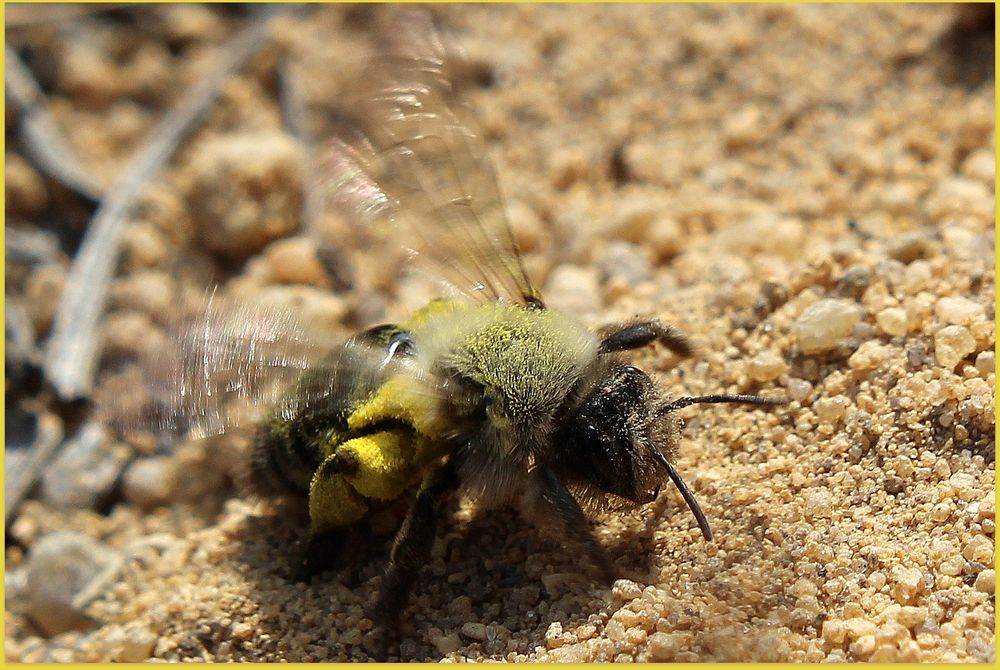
left=26, top=531, right=119, bottom=636
left=890, top=566, right=923, bottom=603
left=122, top=456, right=181, bottom=509
left=723, top=106, right=764, bottom=150
left=850, top=634, right=876, bottom=658
left=113, top=626, right=158, bottom=662
left=543, top=265, right=602, bottom=315
left=42, top=422, right=129, bottom=511
left=188, top=131, right=303, bottom=259
left=887, top=233, right=935, bottom=263
left=876, top=182, right=918, bottom=215
left=786, top=378, right=813, bottom=403
left=875, top=307, right=909, bottom=336
left=939, top=555, right=964, bottom=576
left=25, top=264, right=67, bottom=337
left=507, top=199, right=545, bottom=252
left=460, top=622, right=488, bottom=641
left=231, top=622, right=254, bottom=640
left=259, top=237, right=329, bottom=287
left=430, top=631, right=462, bottom=655
left=5, top=153, right=49, bottom=217
left=848, top=340, right=890, bottom=370
left=925, top=176, right=993, bottom=219
left=962, top=536, right=993, bottom=564
left=974, top=351, right=994, bottom=377
left=961, top=148, right=995, bottom=184
left=544, top=621, right=576, bottom=649
left=803, top=489, right=834, bottom=518
left=793, top=299, right=861, bottom=354
left=976, top=491, right=995, bottom=520
left=843, top=617, right=876, bottom=640
left=647, top=632, right=684, bottom=661
left=813, top=397, right=848, bottom=423
left=612, top=579, right=643, bottom=602
left=599, top=241, right=652, bottom=285
left=934, top=296, right=985, bottom=325
left=548, top=145, right=590, bottom=189
left=883, top=477, right=906, bottom=496
left=647, top=217, right=685, bottom=259
left=747, top=351, right=787, bottom=382
left=934, top=325, right=976, bottom=368
left=974, top=569, right=994, bottom=594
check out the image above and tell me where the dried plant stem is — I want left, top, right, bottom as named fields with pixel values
left=43, top=8, right=279, bottom=400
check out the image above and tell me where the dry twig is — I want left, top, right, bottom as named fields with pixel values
left=43, top=7, right=280, bottom=400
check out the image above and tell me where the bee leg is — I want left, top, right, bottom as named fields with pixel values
left=371, top=464, right=459, bottom=646
left=598, top=320, right=694, bottom=358
left=300, top=451, right=370, bottom=581
left=295, top=528, right=352, bottom=582
left=536, top=465, right=617, bottom=583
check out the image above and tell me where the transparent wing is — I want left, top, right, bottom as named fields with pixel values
left=318, top=9, right=542, bottom=307
left=100, top=288, right=341, bottom=441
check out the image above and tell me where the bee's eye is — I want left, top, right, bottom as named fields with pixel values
left=386, top=331, right=415, bottom=358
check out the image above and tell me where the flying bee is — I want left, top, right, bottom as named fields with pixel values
left=156, top=9, right=784, bottom=645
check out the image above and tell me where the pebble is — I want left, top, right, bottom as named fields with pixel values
left=934, top=296, right=984, bottom=325
left=924, top=177, right=993, bottom=220
left=545, top=621, right=576, bottom=649
left=792, top=299, right=861, bottom=354
left=460, top=622, right=488, bottom=641
left=113, top=626, right=159, bottom=662
left=889, top=566, right=923, bottom=604
left=723, top=105, right=765, bottom=150
left=747, top=351, right=787, bottom=381
left=876, top=182, right=918, bottom=215
left=543, top=264, right=602, bottom=315
left=26, top=531, right=119, bottom=636
left=960, top=148, right=995, bottom=184
left=5, top=153, right=49, bottom=217
left=260, top=237, right=329, bottom=287
left=42, top=422, right=129, bottom=511
left=887, top=233, right=935, bottom=263
left=973, top=569, right=994, bottom=595
left=647, top=631, right=684, bottom=661
left=122, top=456, right=181, bottom=509
left=25, top=264, right=67, bottom=336
left=187, top=131, right=303, bottom=259
left=431, top=630, right=462, bottom=655
left=786, top=378, right=813, bottom=403
left=109, top=271, right=175, bottom=320
left=933, top=325, right=976, bottom=368
left=973, top=351, right=994, bottom=377
left=813, top=397, right=848, bottom=423
left=961, top=536, right=993, bottom=564
left=847, top=341, right=889, bottom=370
left=875, top=306, right=909, bottom=336
left=599, top=241, right=652, bottom=285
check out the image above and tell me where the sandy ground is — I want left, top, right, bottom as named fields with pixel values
left=4, top=3, right=995, bottom=662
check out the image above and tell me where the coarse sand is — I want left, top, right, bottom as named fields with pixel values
left=4, top=3, right=995, bottom=662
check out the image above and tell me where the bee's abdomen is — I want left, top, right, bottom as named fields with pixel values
left=249, top=420, right=328, bottom=496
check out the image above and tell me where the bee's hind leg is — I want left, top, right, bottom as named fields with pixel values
left=536, top=465, right=618, bottom=583
left=598, top=320, right=694, bottom=358
left=370, top=463, right=459, bottom=651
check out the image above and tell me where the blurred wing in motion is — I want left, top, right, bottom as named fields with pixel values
left=102, top=288, right=338, bottom=441
left=319, top=9, right=543, bottom=308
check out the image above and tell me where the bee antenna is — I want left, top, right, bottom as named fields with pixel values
left=648, top=444, right=713, bottom=542
left=658, top=394, right=785, bottom=415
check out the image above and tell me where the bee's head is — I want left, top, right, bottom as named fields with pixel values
left=549, top=362, right=714, bottom=538
left=549, top=362, right=784, bottom=541
left=551, top=365, right=677, bottom=500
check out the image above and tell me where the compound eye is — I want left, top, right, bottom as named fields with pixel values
left=386, top=331, right=415, bottom=358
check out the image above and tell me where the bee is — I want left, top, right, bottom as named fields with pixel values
left=162, top=9, right=784, bottom=646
